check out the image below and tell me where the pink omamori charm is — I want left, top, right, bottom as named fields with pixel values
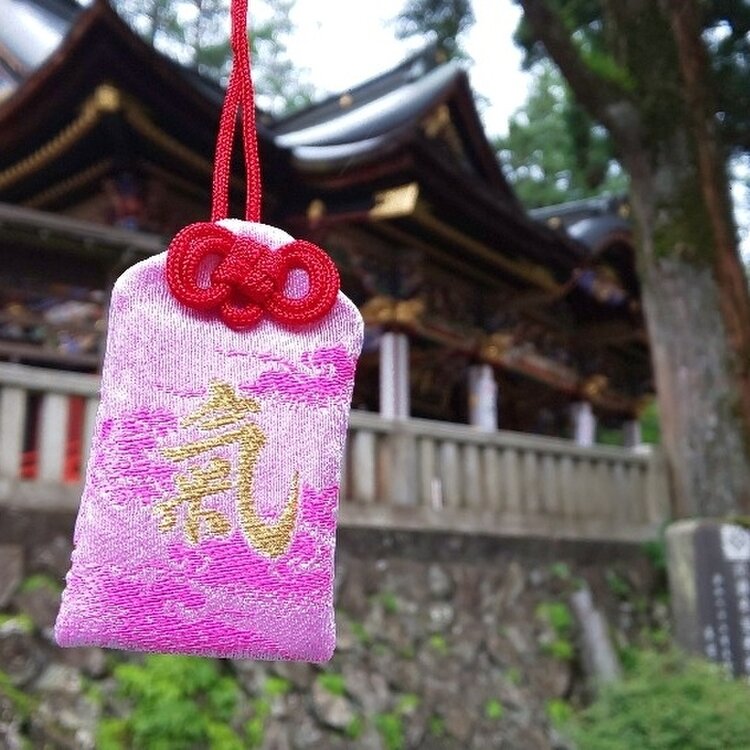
left=55, top=220, right=363, bottom=661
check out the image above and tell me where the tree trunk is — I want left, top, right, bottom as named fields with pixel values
left=517, top=0, right=750, bottom=517
left=624, top=127, right=750, bottom=517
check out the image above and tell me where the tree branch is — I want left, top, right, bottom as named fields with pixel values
left=515, top=0, right=634, bottom=140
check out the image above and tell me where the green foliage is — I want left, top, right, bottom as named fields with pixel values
left=97, top=654, right=242, bottom=749
left=537, top=601, right=575, bottom=662
left=547, top=698, right=574, bottom=724
left=640, top=401, right=661, bottom=445
left=112, top=0, right=315, bottom=114
left=20, top=573, right=61, bottom=593
left=484, top=698, right=505, bottom=721
left=642, top=536, right=667, bottom=575
left=380, top=591, right=399, bottom=615
left=496, top=60, right=627, bottom=208
left=245, top=697, right=270, bottom=749
left=263, top=675, right=291, bottom=696
left=0, top=669, right=36, bottom=718
left=396, top=693, right=421, bottom=714
left=0, top=613, right=34, bottom=633
left=549, top=561, right=572, bottom=581
left=393, top=0, right=474, bottom=60
left=427, top=633, right=449, bottom=655
left=565, top=651, right=750, bottom=750
left=545, top=638, right=575, bottom=661
left=345, top=715, right=366, bottom=740
left=505, top=666, right=522, bottom=685
left=597, top=426, right=624, bottom=447
left=316, top=671, right=347, bottom=696
left=536, top=601, right=574, bottom=635
left=428, top=714, right=446, bottom=738
left=375, top=712, right=405, bottom=750
left=349, top=620, right=372, bottom=647
left=605, top=568, right=631, bottom=599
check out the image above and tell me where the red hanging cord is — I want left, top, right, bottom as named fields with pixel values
left=211, top=0, right=262, bottom=222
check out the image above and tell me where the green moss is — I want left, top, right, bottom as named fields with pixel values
left=428, top=714, right=446, bottom=738
left=316, top=672, right=347, bottom=696
left=0, top=613, right=34, bottom=633
left=349, top=620, right=372, bottom=647
left=245, top=698, right=270, bottom=749
left=505, top=667, right=522, bottom=686
left=19, top=574, right=61, bottom=594
left=396, top=693, right=420, bottom=715
left=651, top=181, right=715, bottom=266
left=484, top=698, right=505, bottom=721
left=549, top=562, right=572, bottom=581
left=398, top=644, right=416, bottom=660
left=345, top=715, right=366, bottom=740
left=375, top=712, right=405, bottom=750
left=544, top=638, right=575, bottom=662
left=263, top=675, right=291, bottom=696
left=428, top=633, right=449, bottom=655
left=547, top=698, right=574, bottom=725
left=381, top=591, right=399, bottom=615
left=605, top=568, right=631, bottom=599
left=97, top=718, right=128, bottom=750
left=537, top=602, right=575, bottom=662
left=536, top=601, right=574, bottom=635
left=0, top=668, right=37, bottom=717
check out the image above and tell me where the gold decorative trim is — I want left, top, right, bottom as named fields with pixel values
left=421, top=104, right=451, bottom=138
left=413, top=205, right=562, bottom=292
left=307, top=199, right=326, bottom=222
left=23, top=159, right=114, bottom=209
left=0, top=83, right=120, bottom=191
left=370, top=183, right=420, bottom=219
left=0, top=83, right=237, bottom=195
left=581, top=374, right=609, bottom=400
left=360, top=295, right=425, bottom=327
left=480, top=332, right=515, bottom=360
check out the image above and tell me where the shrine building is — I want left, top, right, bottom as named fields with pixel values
left=0, top=0, right=651, bottom=447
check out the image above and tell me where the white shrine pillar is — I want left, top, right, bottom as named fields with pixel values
left=622, top=419, right=642, bottom=449
left=379, top=331, right=410, bottom=420
left=468, top=364, right=498, bottom=431
left=571, top=401, right=596, bottom=446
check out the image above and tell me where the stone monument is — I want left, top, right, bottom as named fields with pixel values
left=667, top=519, right=750, bottom=677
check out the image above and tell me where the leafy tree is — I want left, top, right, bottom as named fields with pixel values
left=112, top=0, right=315, bottom=114
left=513, top=0, right=750, bottom=517
left=251, top=0, right=315, bottom=114
left=114, top=0, right=183, bottom=48
left=496, top=60, right=627, bottom=207
left=394, top=0, right=475, bottom=60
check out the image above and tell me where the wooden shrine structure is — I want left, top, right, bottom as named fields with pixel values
left=0, top=0, right=652, bottom=445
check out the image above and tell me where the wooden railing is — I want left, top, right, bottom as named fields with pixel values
left=0, top=362, right=670, bottom=542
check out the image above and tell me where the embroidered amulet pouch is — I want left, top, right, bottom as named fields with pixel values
left=55, top=0, right=363, bottom=661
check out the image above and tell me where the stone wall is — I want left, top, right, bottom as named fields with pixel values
left=0, top=509, right=665, bottom=749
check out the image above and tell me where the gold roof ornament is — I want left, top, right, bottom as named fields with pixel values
left=370, top=183, right=420, bottom=219
left=421, top=104, right=451, bottom=138
left=360, top=295, right=425, bottom=327
left=394, top=298, right=425, bottom=326
left=481, top=332, right=515, bottom=361
left=581, top=374, right=609, bottom=401
left=92, top=84, right=122, bottom=113
left=306, top=199, right=326, bottom=222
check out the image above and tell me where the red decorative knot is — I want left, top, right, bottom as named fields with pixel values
left=166, top=222, right=340, bottom=330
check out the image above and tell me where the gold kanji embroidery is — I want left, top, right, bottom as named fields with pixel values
left=157, top=382, right=299, bottom=557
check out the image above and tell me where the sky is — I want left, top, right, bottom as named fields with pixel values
left=286, top=0, right=532, bottom=138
